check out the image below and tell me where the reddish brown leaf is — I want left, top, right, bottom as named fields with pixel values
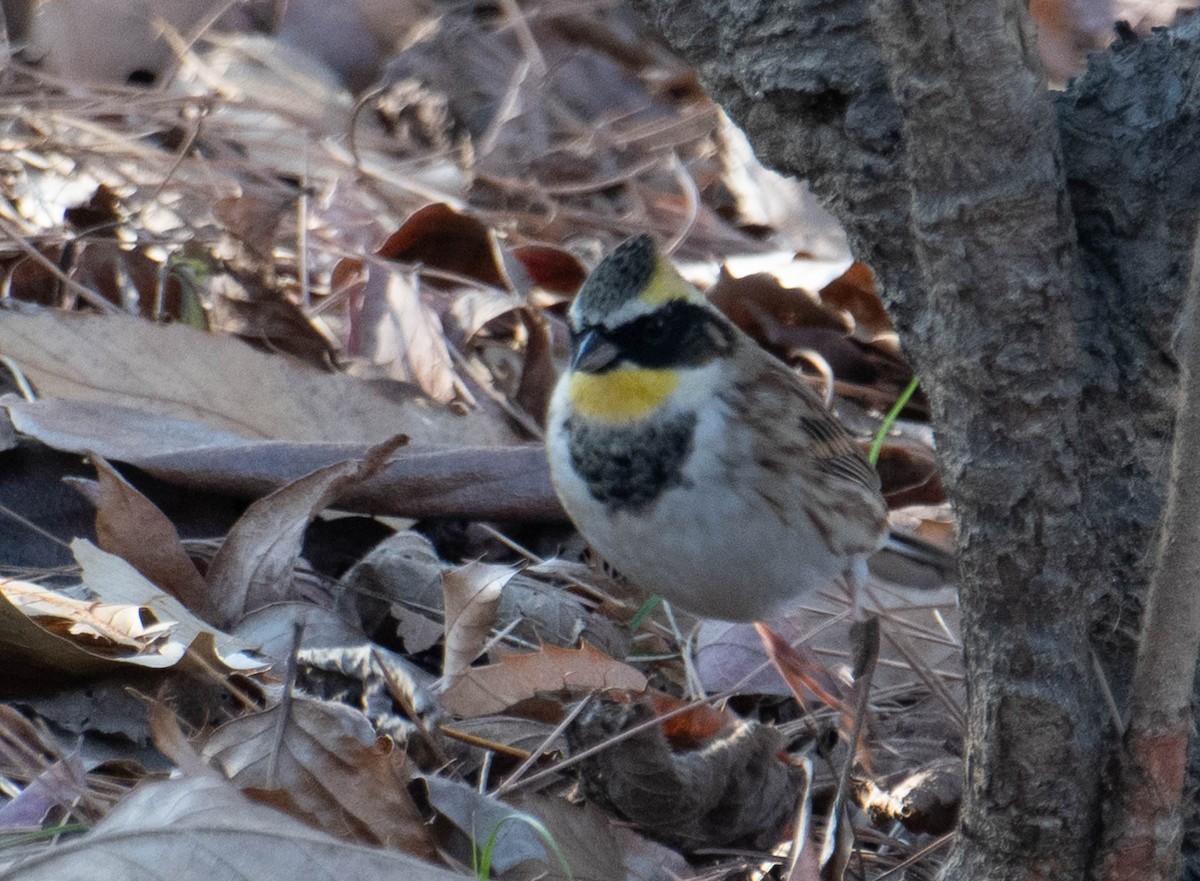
left=439, top=643, right=647, bottom=717
left=753, top=623, right=848, bottom=712
left=378, top=203, right=506, bottom=289
left=510, top=245, right=587, bottom=294
left=708, top=267, right=850, bottom=346
left=875, top=442, right=946, bottom=507
left=818, top=261, right=895, bottom=339
left=646, top=691, right=734, bottom=748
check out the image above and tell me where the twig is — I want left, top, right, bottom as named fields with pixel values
left=491, top=693, right=594, bottom=796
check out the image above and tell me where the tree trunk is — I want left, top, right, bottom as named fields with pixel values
left=628, top=0, right=1200, bottom=876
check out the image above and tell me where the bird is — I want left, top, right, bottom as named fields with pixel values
left=545, top=234, right=890, bottom=624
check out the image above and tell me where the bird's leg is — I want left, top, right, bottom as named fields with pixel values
left=845, top=555, right=871, bottom=622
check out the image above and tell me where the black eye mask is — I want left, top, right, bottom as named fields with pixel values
left=572, top=301, right=735, bottom=373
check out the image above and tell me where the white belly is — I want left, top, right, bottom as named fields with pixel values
left=547, top=386, right=847, bottom=622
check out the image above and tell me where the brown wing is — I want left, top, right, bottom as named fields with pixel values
left=728, top=351, right=888, bottom=558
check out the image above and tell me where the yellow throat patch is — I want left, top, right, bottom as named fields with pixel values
left=569, top=367, right=678, bottom=423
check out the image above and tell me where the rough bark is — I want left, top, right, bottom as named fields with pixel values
left=628, top=0, right=1200, bottom=877
left=1100, top=229, right=1200, bottom=881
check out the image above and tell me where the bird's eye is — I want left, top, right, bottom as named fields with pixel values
left=644, top=314, right=669, bottom=343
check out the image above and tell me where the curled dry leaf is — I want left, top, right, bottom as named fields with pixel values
left=440, top=561, right=516, bottom=684
left=2, top=579, right=172, bottom=652
left=204, top=435, right=408, bottom=629
left=0, top=540, right=261, bottom=675
left=565, top=698, right=802, bottom=852
left=439, top=643, right=647, bottom=717
left=817, top=261, right=895, bottom=340
left=352, top=263, right=458, bottom=402
left=0, top=776, right=472, bottom=881
left=199, top=698, right=435, bottom=856
left=376, top=203, right=508, bottom=290
left=68, top=454, right=210, bottom=620
left=858, top=756, right=963, bottom=835
left=448, top=286, right=526, bottom=342
left=875, top=440, right=945, bottom=507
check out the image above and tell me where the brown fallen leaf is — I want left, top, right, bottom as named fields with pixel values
left=875, top=441, right=945, bottom=508
left=199, top=698, right=435, bottom=856
left=566, top=697, right=802, bottom=852
left=0, top=776, right=472, bottom=881
left=377, top=203, right=508, bottom=290
left=350, top=262, right=459, bottom=402
left=509, top=244, right=587, bottom=295
left=439, top=642, right=647, bottom=717
left=205, top=436, right=407, bottom=628
left=0, top=540, right=262, bottom=675
left=206, top=272, right=335, bottom=365
left=440, top=561, right=516, bottom=684
left=0, top=310, right=517, bottom=446
left=67, top=454, right=209, bottom=619
left=817, top=261, right=895, bottom=340
left=5, top=397, right=559, bottom=522
left=708, top=266, right=850, bottom=346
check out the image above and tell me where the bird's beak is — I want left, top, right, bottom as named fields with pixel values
left=570, top=328, right=620, bottom=373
